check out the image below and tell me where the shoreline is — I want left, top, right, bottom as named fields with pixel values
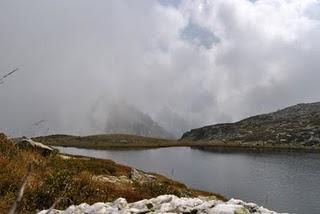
left=1, top=133, right=227, bottom=212
left=34, top=134, right=320, bottom=153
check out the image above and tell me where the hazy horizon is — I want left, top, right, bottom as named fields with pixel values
left=1, top=0, right=320, bottom=138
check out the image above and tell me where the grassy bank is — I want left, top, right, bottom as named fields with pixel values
left=34, top=134, right=183, bottom=149
left=1, top=133, right=225, bottom=213
left=34, top=134, right=320, bottom=152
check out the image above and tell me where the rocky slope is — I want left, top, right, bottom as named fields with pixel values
left=38, top=195, right=282, bottom=214
left=181, top=102, right=320, bottom=146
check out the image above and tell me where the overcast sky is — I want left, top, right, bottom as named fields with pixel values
left=1, top=0, right=320, bottom=137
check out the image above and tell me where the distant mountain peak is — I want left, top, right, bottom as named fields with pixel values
left=91, top=100, right=175, bottom=139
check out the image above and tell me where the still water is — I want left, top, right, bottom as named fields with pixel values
left=56, top=146, right=320, bottom=214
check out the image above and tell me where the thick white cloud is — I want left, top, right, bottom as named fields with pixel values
left=178, top=0, right=320, bottom=121
left=0, top=0, right=320, bottom=137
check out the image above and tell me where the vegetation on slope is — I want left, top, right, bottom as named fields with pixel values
left=34, top=134, right=182, bottom=149
left=34, top=132, right=320, bottom=152
left=34, top=134, right=217, bottom=149
left=0, top=133, right=224, bottom=213
left=182, top=102, right=320, bottom=148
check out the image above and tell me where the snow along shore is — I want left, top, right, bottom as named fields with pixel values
left=37, top=194, right=286, bottom=214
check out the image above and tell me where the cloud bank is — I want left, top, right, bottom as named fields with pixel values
left=1, top=0, right=320, bottom=137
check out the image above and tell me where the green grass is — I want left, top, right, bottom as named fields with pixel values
left=34, top=134, right=182, bottom=149
left=34, top=134, right=320, bottom=152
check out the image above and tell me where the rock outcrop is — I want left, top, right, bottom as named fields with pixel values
left=130, top=168, right=156, bottom=183
left=15, top=136, right=56, bottom=155
left=91, top=168, right=156, bottom=185
left=181, top=102, right=320, bottom=146
left=37, top=195, right=283, bottom=214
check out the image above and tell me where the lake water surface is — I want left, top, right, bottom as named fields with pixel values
left=56, top=146, right=320, bottom=214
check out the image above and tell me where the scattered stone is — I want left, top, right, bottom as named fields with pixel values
left=120, top=139, right=129, bottom=144
left=93, top=175, right=132, bottom=184
left=130, top=168, right=156, bottom=183
left=59, top=154, right=72, bottom=159
left=37, top=195, right=286, bottom=214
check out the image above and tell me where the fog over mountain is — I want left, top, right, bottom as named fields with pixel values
left=90, top=99, right=175, bottom=138
left=1, top=0, right=320, bottom=138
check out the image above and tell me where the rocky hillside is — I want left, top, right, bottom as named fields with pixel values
left=181, top=102, right=320, bottom=146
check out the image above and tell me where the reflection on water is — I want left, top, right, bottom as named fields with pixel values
left=56, top=146, right=320, bottom=214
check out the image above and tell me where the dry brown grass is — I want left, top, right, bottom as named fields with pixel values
left=0, top=133, right=224, bottom=213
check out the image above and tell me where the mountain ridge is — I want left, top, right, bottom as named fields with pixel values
left=181, top=102, right=320, bottom=146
